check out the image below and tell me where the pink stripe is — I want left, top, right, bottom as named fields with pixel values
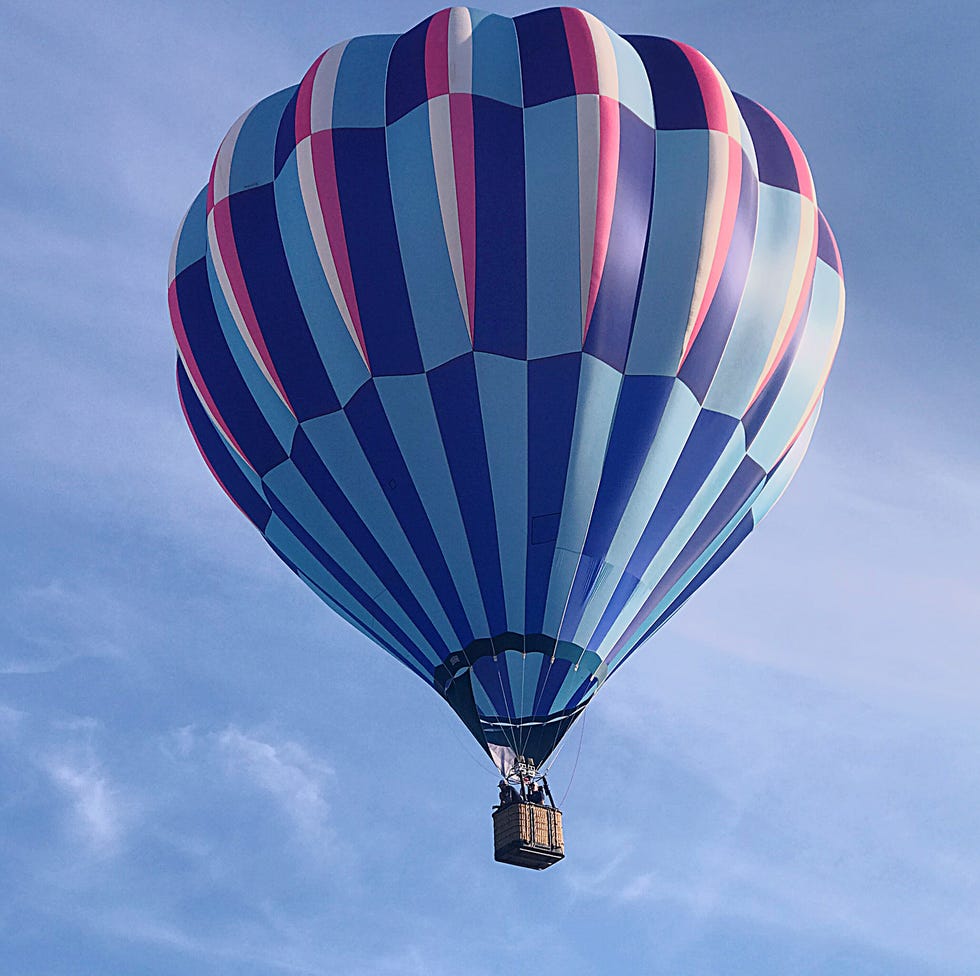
left=169, top=283, right=250, bottom=466
left=820, top=210, right=842, bottom=273
left=561, top=8, right=599, bottom=94
left=295, top=52, right=324, bottom=143
left=680, top=136, right=742, bottom=366
left=177, top=363, right=251, bottom=519
left=764, top=106, right=814, bottom=201
left=425, top=9, right=450, bottom=99
left=310, top=130, right=370, bottom=367
left=210, top=199, right=295, bottom=412
left=677, top=42, right=727, bottom=133
left=584, top=94, right=620, bottom=339
left=449, top=91, right=477, bottom=338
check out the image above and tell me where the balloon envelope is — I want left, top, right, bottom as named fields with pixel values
left=169, top=6, right=844, bottom=772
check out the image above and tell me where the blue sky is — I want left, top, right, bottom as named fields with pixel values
left=2, top=1, right=978, bottom=974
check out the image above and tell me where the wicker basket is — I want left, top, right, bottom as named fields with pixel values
left=492, top=802, right=564, bottom=869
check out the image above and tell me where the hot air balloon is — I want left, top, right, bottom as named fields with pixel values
left=168, top=6, right=844, bottom=868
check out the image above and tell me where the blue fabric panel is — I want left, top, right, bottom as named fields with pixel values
left=734, top=93, right=799, bottom=192
left=375, top=374, right=486, bottom=642
left=332, top=35, right=397, bottom=128
left=678, top=149, right=759, bottom=402
left=586, top=570, right=641, bottom=652
left=625, top=409, right=739, bottom=577
left=550, top=663, right=589, bottom=712
left=584, top=105, right=655, bottom=371
left=385, top=105, right=472, bottom=372
left=515, top=8, right=575, bottom=108
left=473, top=95, right=526, bottom=359
left=624, top=36, right=707, bottom=130
left=331, top=127, right=423, bottom=376
left=531, top=656, right=571, bottom=714
left=342, top=382, right=470, bottom=649
left=229, top=87, right=296, bottom=194
left=203, top=252, right=297, bottom=449
left=607, top=27, right=656, bottom=128
left=627, top=130, right=709, bottom=376
left=178, top=360, right=271, bottom=531
left=524, top=97, right=583, bottom=360
left=385, top=16, right=432, bottom=124
left=289, top=426, right=450, bottom=658
left=581, top=374, right=673, bottom=562
left=228, top=184, right=341, bottom=421
left=263, top=490, right=436, bottom=676
left=743, top=279, right=813, bottom=443
left=525, top=353, right=581, bottom=633
left=174, top=188, right=209, bottom=276
left=174, top=258, right=286, bottom=475
left=473, top=655, right=515, bottom=719
left=273, top=157, right=371, bottom=405
left=471, top=13, right=523, bottom=106
left=427, top=354, right=507, bottom=635
left=817, top=210, right=840, bottom=272
left=517, top=652, right=545, bottom=716
left=475, top=353, right=528, bottom=634
left=274, top=88, right=299, bottom=178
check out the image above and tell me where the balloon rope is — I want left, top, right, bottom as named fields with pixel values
left=558, top=709, right=587, bottom=808
left=489, top=633, right=523, bottom=761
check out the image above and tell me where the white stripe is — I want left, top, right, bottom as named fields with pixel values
left=310, top=41, right=348, bottom=134
left=576, top=93, right=599, bottom=335
left=447, top=6, right=473, bottom=94
left=210, top=108, right=250, bottom=206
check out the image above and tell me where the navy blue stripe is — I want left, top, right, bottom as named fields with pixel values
left=525, top=352, right=581, bottom=633
left=473, top=656, right=513, bottom=718
left=264, top=490, right=435, bottom=677
left=532, top=656, right=571, bottom=714
left=427, top=353, right=507, bottom=635
left=175, top=258, right=287, bottom=475
left=332, top=127, right=423, bottom=376
left=625, top=409, right=740, bottom=578
left=290, top=426, right=451, bottom=659
left=473, top=95, right=527, bottom=359
left=515, top=8, right=575, bottom=108
left=341, top=383, right=473, bottom=648
left=384, top=16, right=432, bottom=124
left=817, top=210, right=840, bottom=272
left=624, top=36, right=708, bottom=131
left=679, top=149, right=759, bottom=402
left=734, top=93, right=799, bottom=193
left=228, top=185, right=341, bottom=421
left=743, top=278, right=814, bottom=446
left=584, top=106, right=655, bottom=371
left=178, top=359, right=271, bottom=531
left=274, top=88, right=299, bottom=178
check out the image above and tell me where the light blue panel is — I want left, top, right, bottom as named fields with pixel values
left=374, top=374, right=490, bottom=638
left=602, top=479, right=765, bottom=668
left=263, top=513, right=410, bottom=668
left=204, top=251, right=296, bottom=450
left=605, top=28, right=655, bottom=128
left=263, top=458, right=444, bottom=669
left=470, top=12, right=523, bottom=106
left=470, top=670, right=498, bottom=717
left=274, top=155, right=371, bottom=404
left=597, top=425, right=747, bottom=653
left=301, top=410, right=459, bottom=652
left=475, top=353, right=527, bottom=632
left=602, top=381, right=701, bottom=571
left=704, top=185, right=802, bottom=417
left=386, top=105, right=472, bottom=371
left=550, top=663, right=589, bottom=713
left=229, top=87, right=297, bottom=194
left=519, top=653, right=544, bottom=716
left=568, top=560, right=617, bottom=648
left=525, top=97, right=583, bottom=360
left=503, top=649, right=528, bottom=718
left=174, top=188, right=208, bottom=276
left=627, top=129, right=710, bottom=376
left=543, top=355, right=623, bottom=633
left=332, top=34, right=398, bottom=128
left=751, top=400, right=819, bottom=523
left=748, top=262, right=841, bottom=470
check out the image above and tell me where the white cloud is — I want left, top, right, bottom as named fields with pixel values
left=43, top=755, right=130, bottom=852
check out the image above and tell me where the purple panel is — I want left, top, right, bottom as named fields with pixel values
left=515, top=8, right=575, bottom=107
left=817, top=210, right=842, bottom=273
left=384, top=15, right=432, bottom=124
left=624, top=35, right=708, bottom=131
left=734, top=93, right=799, bottom=193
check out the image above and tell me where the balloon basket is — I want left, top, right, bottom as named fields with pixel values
left=492, top=802, right=564, bottom=870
